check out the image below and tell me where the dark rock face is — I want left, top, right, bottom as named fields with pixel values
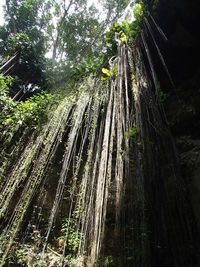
left=145, top=0, right=200, bottom=262
left=150, top=0, right=200, bottom=87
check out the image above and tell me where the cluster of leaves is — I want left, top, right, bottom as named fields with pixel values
left=132, top=0, right=150, bottom=35
left=0, top=0, right=132, bottom=90
left=157, top=86, right=168, bottom=103
left=98, top=0, right=148, bottom=76
left=97, top=255, right=115, bottom=267
left=0, top=74, right=54, bottom=133
left=0, top=0, right=150, bottom=97
left=125, top=127, right=138, bottom=140
left=0, top=0, right=47, bottom=92
left=6, top=32, right=29, bottom=52
left=103, top=255, right=115, bottom=267
left=70, top=20, right=129, bottom=79
left=7, top=33, right=46, bottom=70
left=0, top=0, right=46, bottom=57
left=10, top=243, right=31, bottom=266
left=70, top=55, right=106, bottom=80
left=8, top=33, right=45, bottom=92
left=101, top=65, right=118, bottom=81
left=57, top=52, right=118, bottom=83
left=58, top=218, right=80, bottom=255
left=5, top=242, right=28, bottom=266
left=104, top=0, right=149, bottom=48
left=7, top=239, right=61, bottom=267
left=105, top=21, right=129, bottom=46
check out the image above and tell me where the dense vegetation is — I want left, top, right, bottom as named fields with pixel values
left=0, top=0, right=148, bottom=92
left=0, top=0, right=147, bottom=138
left=0, top=0, right=133, bottom=89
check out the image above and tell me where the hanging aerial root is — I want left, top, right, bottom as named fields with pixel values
left=0, top=95, right=74, bottom=266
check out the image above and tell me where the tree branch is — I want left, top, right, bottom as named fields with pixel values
left=52, top=0, right=74, bottom=61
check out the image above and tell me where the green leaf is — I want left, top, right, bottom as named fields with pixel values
left=111, top=65, right=118, bottom=76
left=120, top=32, right=127, bottom=43
left=102, top=68, right=111, bottom=77
left=101, top=76, right=107, bottom=81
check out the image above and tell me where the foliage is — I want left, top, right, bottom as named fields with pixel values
left=0, top=0, right=132, bottom=88
left=58, top=218, right=80, bottom=255
left=7, top=240, right=61, bottom=267
left=0, top=0, right=150, bottom=95
left=0, top=0, right=46, bottom=93
left=1, top=0, right=46, bottom=56
left=101, top=65, right=118, bottom=81
left=105, top=21, right=130, bottom=44
left=0, top=74, right=54, bottom=133
left=71, top=55, right=106, bottom=80
left=102, top=68, right=111, bottom=78
left=7, top=33, right=46, bottom=92
left=158, top=87, right=168, bottom=102
left=125, top=127, right=138, bottom=139
left=0, top=74, right=13, bottom=91
left=105, top=22, right=126, bottom=55
left=0, top=0, right=46, bottom=69
left=98, top=0, right=150, bottom=82
left=104, top=0, right=148, bottom=52
left=5, top=32, right=30, bottom=55
left=103, top=255, right=114, bottom=267
left=103, top=0, right=130, bottom=23
left=6, top=33, right=37, bottom=64
left=14, top=243, right=32, bottom=266
left=44, top=0, right=129, bottom=62
left=156, top=81, right=168, bottom=102
left=0, top=32, right=46, bottom=95
left=60, top=7, right=102, bottom=64
left=6, top=242, right=30, bottom=266
left=97, top=255, right=115, bottom=267
left=132, top=0, right=148, bottom=36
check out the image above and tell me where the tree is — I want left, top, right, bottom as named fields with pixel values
left=3, top=0, right=46, bottom=56
left=40, top=0, right=130, bottom=62
left=0, top=0, right=47, bottom=97
left=0, top=0, right=131, bottom=92
left=102, top=0, right=130, bottom=25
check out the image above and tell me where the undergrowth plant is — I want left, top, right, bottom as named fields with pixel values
left=57, top=218, right=80, bottom=264
left=0, top=74, right=54, bottom=134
